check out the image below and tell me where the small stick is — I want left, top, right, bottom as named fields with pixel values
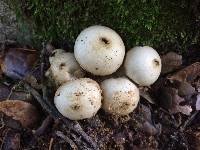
left=48, top=138, right=54, bottom=150
left=40, top=42, right=55, bottom=111
left=56, top=131, right=78, bottom=150
left=180, top=110, right=199, bottom=131
left=70, top=132, right=90, bottom=150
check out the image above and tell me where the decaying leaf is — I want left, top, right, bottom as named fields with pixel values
left=1, top=48, right=38, bottom=79
left=1, top=129, right=21, bottom=150
left=158, top=88, right=192, bottom=115
left=0, top=100, right=39, bottom=127
left=161, top=52, right=182, bottom=74
left=168, top=62, right=200, bottom=82
left=196, top=94, right=200, bottom=110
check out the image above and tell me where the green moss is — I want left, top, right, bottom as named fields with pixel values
left=6, top=0, right=199, bottom=51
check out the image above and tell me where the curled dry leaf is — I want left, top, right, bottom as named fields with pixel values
left=158, top=88, right=192, bottom=115
left=196, top=94, right=200, bottom=110
left=0, top=100, right=39, bottom=127
left=161, top=52, right=182, bottom=74
left=1, top=129, right=21, bottom=150
left=167, top=62, right=200, bottom=82
left=1, top=48, right=38, bottom=79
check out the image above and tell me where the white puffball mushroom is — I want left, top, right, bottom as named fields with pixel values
left=74, top=25, right=125, bottom=76
left=46, top=49, right=85, bottom=85
left=101, top=77, right=140, bottom=115
left=54, top=78, right=102, bottom=120
left=124, top=46, right=161, bottom=86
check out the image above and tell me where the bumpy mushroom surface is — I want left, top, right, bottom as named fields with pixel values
left=101, top=77, right=140, bottom=115
left=54, top=78, right=102, bottom=120
left=46, top=49, right=84, bottom=85
left=74, top=25, right=125, bottom=76
left=124, top=46, right=161, bottom=86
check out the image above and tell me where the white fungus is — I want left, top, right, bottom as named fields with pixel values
left=54, top=78, right=102, bottom=120
left=101, top=77, right=140, bottom=115
left=46, top=49, right=85, bottom=86
left=74, top=25, right=125, bottom=76
left=124, top=46, right=161, bottom=86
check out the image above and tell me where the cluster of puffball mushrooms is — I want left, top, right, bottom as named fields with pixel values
left=46, top=25, right=162, bottom=120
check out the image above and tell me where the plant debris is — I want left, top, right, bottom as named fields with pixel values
left=0, top=100, right=39, bottom=127
left=161, top=51, right=182, bottom=74
left=167, top=62, right=200, bottom=82
left=158, top=87, right=192, bottom=115
left=0, top=48, right=38, bottom=80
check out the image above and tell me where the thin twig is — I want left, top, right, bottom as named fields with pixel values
left=180, top=110, right=199, bottom=131
left=56, top=131, right=78, bottom=150
left=48, top=138, right=54, bottom=150
left=6, top=81, right=22, bottom=100
left=40, top=42, right=55, bottom=111
left=70, top=132, right=89, bottom=150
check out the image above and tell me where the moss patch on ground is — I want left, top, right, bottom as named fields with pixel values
left=5, top=0, right=200, bottom=51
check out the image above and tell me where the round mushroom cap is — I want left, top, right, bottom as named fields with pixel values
left=124, top=46, right=161, bottom=86
left=54, top=78, right=102, bottom=120
left=74, top=25, right=125, bottom=76
left=48, top=49, right=85, bottom=85
left=101, top=77, right=140, bottom=115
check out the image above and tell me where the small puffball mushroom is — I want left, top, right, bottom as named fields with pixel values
left=124, top=46, right=161, bottom=86
left=46, top=49, right=85, bottom=85
left=74, top=25, right=125, bottom=76
left=101, top=77, right=140, bottom=115
left=54, top=78, right=102, bottom=120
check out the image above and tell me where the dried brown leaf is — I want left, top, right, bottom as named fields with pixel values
left=168, top=62, right=200, bottom=82
left=161, top=52, right=182, bottom=74
left=1, top=48, right=38, bottom=79
left=0, top=100, right=39, bottom=127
